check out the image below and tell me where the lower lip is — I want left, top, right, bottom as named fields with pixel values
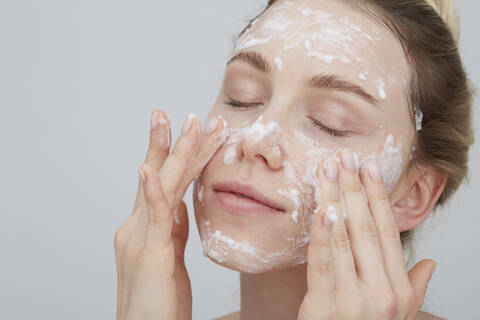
left=214, top=190, right=285, bottom=217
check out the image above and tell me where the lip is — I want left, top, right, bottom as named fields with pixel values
left=212, top=180, right=286, bottom=217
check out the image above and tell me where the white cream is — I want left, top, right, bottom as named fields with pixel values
left=173, top=206, right=180, bottom=225
left=223, top=143, right=239, bottom=165
left=234, top=1, right=381, bottom=69
left=414, top=104, right=423, bottom=131
left=325, top=205, right=339, bottom=224
left=375, top=78, right=387, bottom=100
left=198, top=184, right=204, bottom=203
left=274, top=56, right=284, bottom=71
left=223, top=115, right=282, bottom=165
left=200, top=218, right=307, bottom=272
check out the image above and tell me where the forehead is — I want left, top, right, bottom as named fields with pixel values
left=232, top=0, right=410, bottom=102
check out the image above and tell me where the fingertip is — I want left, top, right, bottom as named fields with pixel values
left=363, top=158, right=383, bottom=183
left=150, top=109, right=159, bottom=130
left=192, top=115, right=202, bottom=136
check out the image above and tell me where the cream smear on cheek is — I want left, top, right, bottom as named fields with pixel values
left=199, top=114, right=404, bottom=272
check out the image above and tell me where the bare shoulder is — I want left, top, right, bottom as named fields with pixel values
left=212, top=311, right=240, bottom=320
left=416, top=310, right=447, bottom=320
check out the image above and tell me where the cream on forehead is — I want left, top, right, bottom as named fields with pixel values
left=234, top=1, right=381, bottom=66
left=230, top=0, right=412, bottom=102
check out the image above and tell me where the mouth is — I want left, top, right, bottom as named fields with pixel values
left=212, top=180, right=286, bottom=217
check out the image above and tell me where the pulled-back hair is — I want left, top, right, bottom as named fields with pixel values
left=233, top=0, right=474, bottom=261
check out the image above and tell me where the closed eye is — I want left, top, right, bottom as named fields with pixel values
left=307, top=116, right=349, bottom=138
left=224, top=99, right=261, bottom=108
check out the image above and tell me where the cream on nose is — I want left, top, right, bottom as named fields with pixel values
left=239, top=116, right=284, bottom=170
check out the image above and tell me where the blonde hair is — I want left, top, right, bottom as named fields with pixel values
left=424, top=0, right=460, bottom=41
left=235, top=0, right=475, bottom=262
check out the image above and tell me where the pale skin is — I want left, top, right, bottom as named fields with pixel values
left=114, top=0, right=449, bottom=319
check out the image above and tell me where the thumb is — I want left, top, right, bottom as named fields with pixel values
left=408, top=259, right=437, bottom=312
left=171, top=201, right=189, bottom=259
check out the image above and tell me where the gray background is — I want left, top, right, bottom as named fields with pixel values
left=0, top=0, right=478, bottom=319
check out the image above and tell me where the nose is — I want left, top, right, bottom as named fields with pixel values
left=239, top=116, right=284, bottom=170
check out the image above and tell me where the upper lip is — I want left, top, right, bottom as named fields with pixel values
left=213, top=180, right=286, bottom=212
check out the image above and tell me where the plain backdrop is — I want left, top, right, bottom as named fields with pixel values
left=0, top=0, right=478, bottom=319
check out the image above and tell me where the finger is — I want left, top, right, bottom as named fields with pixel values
left=360, top=159, right=411, bottom=289
left=338, top=150, right=388, bottom=282
left=307, top=164, right=336, bottom=295
left=157, top=114, right=202, bottom=208
left=175, top=116, right=229, bottom=203
left=171, top=201, right=189, bottom=260
left=133, top=110, right=171, bottom=215
left=408, top=260, right=436, bottom=312
left=139, top=163, right=173, bottom=249
left=144, top=109, right=171, bottom=170
left=305, top=207, right=336, bottom=314
left=320, top=158, right=358, bottom=292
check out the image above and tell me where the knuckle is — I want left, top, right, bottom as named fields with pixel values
left=343, top=174, right=363, bottom=193
left=147, top=211, right=170, bottom=227
left=332, top=227, right=351, bottom=251
left=148, top=142, right=169, bottom=154
left=381, top=221, right=401, bottom=242
left=313, top=258, right=335, bottom=275
left=345, top=301, right=367, bottom=319
left=371, top=187, right=389, bottom=202
left=361, top=219, right=379, bottom=239
left=114, top=221, right=132, bottom=251
left=376, top=291, right=397, bottom=318
left=169, top=147, right=183, bottom=160
left=114, top=226, right=126, bottom=251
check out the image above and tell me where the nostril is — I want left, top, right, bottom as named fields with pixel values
left=255, top=154, right=268, bottom=165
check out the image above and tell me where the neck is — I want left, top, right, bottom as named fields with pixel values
left=240, top=263, right=307, bottom=320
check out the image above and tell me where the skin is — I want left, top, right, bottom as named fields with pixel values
left=114, top=0, right=448, bottom=319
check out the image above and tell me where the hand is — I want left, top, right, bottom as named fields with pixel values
left=114, top=110, right=228, bottom=320
left=298, top=150, right=436, bottom=320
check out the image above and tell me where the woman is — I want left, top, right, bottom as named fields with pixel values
left=114, top=0, right=473, bottom=319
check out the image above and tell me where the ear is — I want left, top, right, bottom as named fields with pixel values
left=392, top=164, right=448, bottom=232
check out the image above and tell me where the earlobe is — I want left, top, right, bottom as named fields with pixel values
left=392, top=164, right=447, bottom=232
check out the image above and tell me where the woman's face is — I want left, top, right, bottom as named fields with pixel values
left=193, top=0, right=417, bottom=273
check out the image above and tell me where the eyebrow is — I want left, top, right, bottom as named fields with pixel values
left=227, top=51, right=380, bottom=107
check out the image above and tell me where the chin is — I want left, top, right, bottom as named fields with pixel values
left=193, top=178, right=309, bottom=274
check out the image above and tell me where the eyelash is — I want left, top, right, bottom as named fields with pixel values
left=224, top=99, right=348, bottom=138
left=224, top=99, right=260, bottom=108
left=307, top=116, right=349, bottom=138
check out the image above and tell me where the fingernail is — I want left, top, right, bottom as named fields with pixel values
left=324, top=158, right=338, bottom=182
left=158, top=112, right=170, bottom=147
left=323, top=206, right=338, bottom=227
left=366, top=159, right=382, bottom=182
left=341, top=150, right=356, bottom=172
left=150, top=110, right=158, bottom=130
left=218, top=115, right=228, bottom=129
left=205, top=117, right=219, bottom=135
left=138, top=166, right=146, bottom=183
left=182, top=114, right=195, bottom=135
